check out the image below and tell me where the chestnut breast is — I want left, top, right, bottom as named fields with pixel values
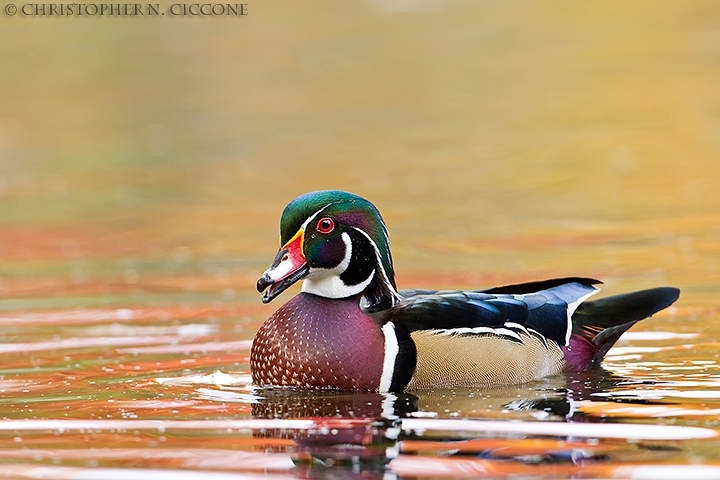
left=250, top=292, right=386, bottom=391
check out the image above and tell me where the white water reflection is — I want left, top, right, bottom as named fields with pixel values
left=594, top=389, right=720, bottom=400
left=401, top=418, right=717, bottom=440
left=0, top=418, right=715, bottom=440
left=155, top=370, right=252, bottom=387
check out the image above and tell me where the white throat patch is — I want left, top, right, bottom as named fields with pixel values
left=301, top=232, right=375, bottom=298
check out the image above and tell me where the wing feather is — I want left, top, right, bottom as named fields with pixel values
left=377, top=279, right=600, bottom=346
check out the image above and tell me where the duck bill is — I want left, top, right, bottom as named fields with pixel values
left=256, top=229, right=309, bottom=304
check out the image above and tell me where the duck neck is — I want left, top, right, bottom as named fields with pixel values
left=302, top=228, right=401, bottom=311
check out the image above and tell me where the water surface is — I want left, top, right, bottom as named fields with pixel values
left=1, top=1, right=720, bottom=478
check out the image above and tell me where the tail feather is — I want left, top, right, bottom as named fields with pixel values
left=563, top=287, right=680, bottom=371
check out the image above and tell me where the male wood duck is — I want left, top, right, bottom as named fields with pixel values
left=251, top=190, right=680, bottom=392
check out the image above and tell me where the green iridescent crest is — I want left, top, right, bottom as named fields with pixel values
left=279, top=190, right=397, bottom=291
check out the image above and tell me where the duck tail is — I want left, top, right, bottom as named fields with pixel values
left=563, top=287, right=680, bottom=372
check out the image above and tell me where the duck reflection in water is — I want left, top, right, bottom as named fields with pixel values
left=249, top=369, right=632, bottom=476
left=251, top=390, right=416, bottom=477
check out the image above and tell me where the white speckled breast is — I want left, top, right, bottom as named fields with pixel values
left=250, top=292, right=386, bottom=391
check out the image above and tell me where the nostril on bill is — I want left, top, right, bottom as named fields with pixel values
left=257, top=273, right=272, bottom=293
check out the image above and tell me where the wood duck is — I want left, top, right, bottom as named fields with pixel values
left=251, top=190, right=680, bottom=392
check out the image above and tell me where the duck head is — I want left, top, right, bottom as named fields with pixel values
left=256, top=190, right=401, bottom=310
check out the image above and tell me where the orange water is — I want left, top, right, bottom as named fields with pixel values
left=1, top=1, right=720, bottom=478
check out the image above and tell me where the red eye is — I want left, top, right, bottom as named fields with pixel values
left=316, top=217, right=335, bottom=234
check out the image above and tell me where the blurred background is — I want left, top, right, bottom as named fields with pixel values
left=2, top=5, right=720, bottom=474
left=1, top=0, right=719, bottom=314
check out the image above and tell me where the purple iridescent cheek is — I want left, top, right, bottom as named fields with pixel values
left=306, top=235, right=346, bottom=269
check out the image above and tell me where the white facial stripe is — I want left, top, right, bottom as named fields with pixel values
left=307, top=231, right=353, bottom=276
left=335, top=231, right=353, bottom=273
left=379, top=322, right=399, bottom=393
left=301, top=271, right=375, bottom=298
left=296, top=206, right=400, bottom=303
left=263, top=203, right=330, bottom=288
left=378, top=217, right=393, bottom=265
left=301, top=203, right=333, bottom=231
left=350, top=226, right=401, bottom=303
left=301, top=232, right=374, bottom=298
